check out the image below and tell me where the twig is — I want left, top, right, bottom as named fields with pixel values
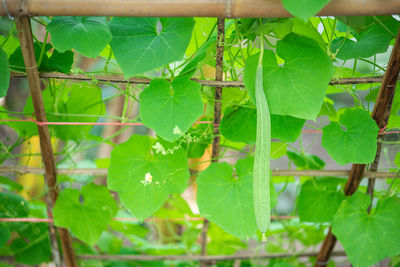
left=11, top=72, right=394, bottom=88
left=14, top=16, right=77, bottom=267
left=315, top=28, right=400, bottom=267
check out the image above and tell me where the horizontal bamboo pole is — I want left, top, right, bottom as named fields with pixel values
left=1, top=0, right=399, bottom=17
left=11, top=72, right=393, bottom=88
left=76, top=251, right=347, bottom=261
left=0, top=166, right=397, bottom=179
left=0, top=251, right=347, bottom=262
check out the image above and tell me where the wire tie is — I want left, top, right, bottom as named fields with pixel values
left=2, top=0, right=14, bottom=20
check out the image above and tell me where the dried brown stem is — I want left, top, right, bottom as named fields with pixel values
left=315, top=28, right=400, bottom=267
left=15, top=16, right=77, bottom=267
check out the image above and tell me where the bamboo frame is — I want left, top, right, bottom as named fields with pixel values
left=11, top=72, right=396, bottom=87
left=200, top=18, right=225, bottom=265
left=1, top=0, right=399, bottom=263
left=14, top=17, right=78, bottom=267
left=0, top=251, right=347, bottom=262
left=0, top=166, right=397, bottom=179
left=1, top=0, right=400, bottom=17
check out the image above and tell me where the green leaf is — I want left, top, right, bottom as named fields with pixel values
left=53, top=183, right=117, bottom=245
left=0, top=191, right=29, bottom=218
left=0, top=176, right=23, bottom=191
left=388, top=86, right=400, bottom=129
left=271, top=114, right=305, bottom=143
left=11, top=223, right=51, bottom=265
left=196, top=157, right=276, bottom=239
left=140, top=77, right=203, bottom=142
left=281, top=0, right=332, bottom=21
left=185, top=18, right=217, bottom=56
left=9, top=42, right=73, bottom=74
left=47, top=17, right=112, bottom=58
left=322, top=108, right=379, bottom=165
left=42, top=49, right=74, bottom=74
left=271, top=142, right=287, bottom=159
left=180, top=37, right=216, bottom=77
left=196, top=159, right=257, bottom=239
left=0, top=48, right=10, bottom=98
left=0, top=35, right=19, bottom=56
left=332, top=194, right=400, bottom=267
left=332, top=16, right=399, bottom=60
left=394, top=152, right=400, bottom=167
left=219, top=106, right=257, bottom=144
left=0, top=224, right=10, bottom=248
left=298, top=178, right=345, bottom=223
left=219, top=105, right=305, bottom=144
left=110, top=17, right=194, bottom=78
left=244, top=33, right=333, bottom=120
left=287, top=151, right=325, bottom=170
left=24, top=82, right=105, bottom=141
left=108, top=135, right=190, bottom=220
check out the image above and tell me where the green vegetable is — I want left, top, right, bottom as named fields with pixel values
left=253, top=45, right=271, bottom=238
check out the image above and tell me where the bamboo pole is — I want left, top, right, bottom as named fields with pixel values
left=11, top=72, right=395, bottom=87
left=0, top=251, right=347, bottom=262
left=199, top=18, right=226, bottom=266
left=1, top=0, right=399, bottom=17
left=315, top=28, right=400, bottom=267
left=0, top=166, right=398, bottom=178
left=14, top=16, right=78, bottom=267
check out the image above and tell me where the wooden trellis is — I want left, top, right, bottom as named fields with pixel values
left=1, top=1, right=400, bottom=266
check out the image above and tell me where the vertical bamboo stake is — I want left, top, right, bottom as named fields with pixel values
left=15, top=16, right=78, bottom=267
left=199, top=18, right=225, bottom=267
left=315, top=28, right=400, bottom=267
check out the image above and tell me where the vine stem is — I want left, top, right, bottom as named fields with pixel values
left=14, top=16, right=78, bottom=267
left=315, top=27, right=400, bottom=267
left=200, top=17, right=225, bottom=267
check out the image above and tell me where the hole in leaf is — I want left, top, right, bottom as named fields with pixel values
left=156, top=20, right=163, bottom=35
left=79, top=195, right=85, bottom=205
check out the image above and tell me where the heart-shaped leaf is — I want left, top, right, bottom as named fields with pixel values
left=281, top=0, right=332, bottom=21
left=47, top=17, right=112, bottom=58
left=196, top=157, right=276, bottom=239
left=332, top=16, right=399, bottom=60
left=219, top=105, right=305, bottom=143
left=332, top=193, right=400, bottom=267
left=53, top=183, right=117, bottom=245
left=298, top=178, right=345, bottom=223
left=322, top=108, right=378, bottom=165
left=109, top=17, right=194, bottom=78
left=108, top=135, right=190, bottom=220
left=244, top=33, right=333, bottom=120
left=196, top=159, right=257, bottom=239
left=140, top=77, right=203, bottom=142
